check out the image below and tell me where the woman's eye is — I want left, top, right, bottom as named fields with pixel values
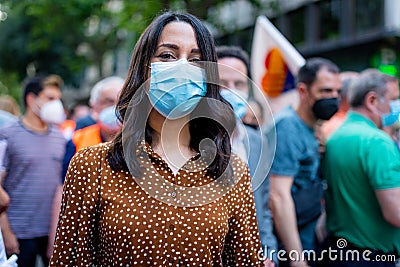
left=189, top=57, right=201, bottom=62
left=158, top=53, right=175, bottom=60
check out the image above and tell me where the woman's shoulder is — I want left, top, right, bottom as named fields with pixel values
left=71, top=141, right=111, bottom=165
left=65, top=142, right=115, bottom=185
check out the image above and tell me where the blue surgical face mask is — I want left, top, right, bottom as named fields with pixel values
left=99, top=105, right=121, bottom=131
left=381, top=99, right=400, bottom=127
left=148, top=59, right=207, bottom=119
left=220, top=88, right=248, bottom=119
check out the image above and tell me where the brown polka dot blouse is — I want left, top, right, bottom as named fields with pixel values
left=50, top=142, right=264, bottom=266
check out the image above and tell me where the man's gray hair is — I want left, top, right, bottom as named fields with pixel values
left=348, top=69, right=388, bottom=108
left=89, top=76, right=125, bottom=106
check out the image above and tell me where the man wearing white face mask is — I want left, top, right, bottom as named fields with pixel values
left=0, top=75, right=66, bottom=267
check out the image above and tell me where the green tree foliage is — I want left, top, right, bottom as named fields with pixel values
left=0, top=0, right=266, bottom=95
left=0, top=0, right=120, bottom=88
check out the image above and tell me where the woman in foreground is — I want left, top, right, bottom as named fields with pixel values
left=50, top=11, right=269, bottom=266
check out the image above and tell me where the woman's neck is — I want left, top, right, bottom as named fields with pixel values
left=148, top=110, right=195, bottom=174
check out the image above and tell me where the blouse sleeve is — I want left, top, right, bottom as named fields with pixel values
left=50, top=145, right=103, bottom=266
left=222, top=162, right=264, bottom=266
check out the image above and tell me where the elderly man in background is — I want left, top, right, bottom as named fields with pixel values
left=321, top=69, right=400, bottom=267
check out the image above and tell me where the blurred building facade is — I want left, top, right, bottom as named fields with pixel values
left=217, top=0, right=400, bottom=77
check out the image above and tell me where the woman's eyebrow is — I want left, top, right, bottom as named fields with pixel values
left=157, top=43, right=201, bottom=54
left=157, top=43, right=179, bottom=50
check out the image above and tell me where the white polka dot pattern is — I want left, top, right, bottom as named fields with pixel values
left=50, top=142, right=263, bottom=266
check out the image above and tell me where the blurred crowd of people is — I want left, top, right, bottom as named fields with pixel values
left=0, top=10, right=399, bottom=267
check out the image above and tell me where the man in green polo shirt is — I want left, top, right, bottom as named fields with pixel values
left=321, top=69, right=400, bottom=267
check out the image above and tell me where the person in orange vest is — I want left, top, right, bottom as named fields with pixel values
left=57, top=100, right=91, bottom=140
left=71, top=105, right=121, bottom=151
left=58, top=119, right=76, bottom=140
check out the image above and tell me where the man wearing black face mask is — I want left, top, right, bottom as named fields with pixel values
left=267, top=58, right=341, bottom=267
